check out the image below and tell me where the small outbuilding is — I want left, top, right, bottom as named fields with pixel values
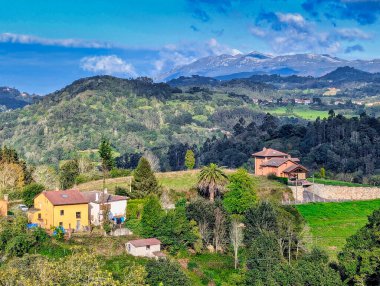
left=126, top=238, right=165, bottom=258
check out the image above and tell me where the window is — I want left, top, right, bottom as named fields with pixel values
left=76, top=212, right=81, bottom=219
left=59, top=222, right=63, bottom=227
left=60, top=210, right=64, bottom=216
left=146, top=245, right=150, bottom=250
left=38, top=213, right=41, bottom=219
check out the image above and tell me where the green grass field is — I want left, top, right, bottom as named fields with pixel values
left=267, top=106, right=329, bottom=120
left=296, top=200, right=380, bottom=259
left=307, top=178, right=371, bottom=187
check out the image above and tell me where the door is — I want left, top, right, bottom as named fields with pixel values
left=76, top=220, right=81, bottom=231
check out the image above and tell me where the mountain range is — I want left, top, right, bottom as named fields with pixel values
left=159, top=52, right=380, bottom=81
left=0, top=87, right=37, bottom=111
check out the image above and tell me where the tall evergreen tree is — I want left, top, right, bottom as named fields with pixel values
left=98, top=138, right=114, bottom=189
left=131, top=157, right=160, bottom=198
left=184, top=149, right=195, bottom=170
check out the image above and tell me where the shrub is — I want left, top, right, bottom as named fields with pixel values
left=109, top=168, right=131, bottom=178
left=22, top=183, right=45, bottom=207
left=267, top=174, right=288, bottom=185
left=115, top=186, right=128, bottom=196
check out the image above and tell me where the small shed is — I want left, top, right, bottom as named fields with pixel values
left=126, top=238, right=164, bottom=258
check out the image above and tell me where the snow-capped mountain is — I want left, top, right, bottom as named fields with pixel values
left=158, top=52, right=380, bottom=81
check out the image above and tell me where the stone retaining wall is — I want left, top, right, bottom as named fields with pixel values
left=306, top=184, right=380, bottom=201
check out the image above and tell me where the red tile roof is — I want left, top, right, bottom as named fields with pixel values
left=260, top=158, right=290, bottom=167
left=128, top=238, right=161, bottom=247
left=283, top=164, right=308, bottom=173
left=253, top=148, right=289, bottom=157
left=42, top=190, right=88, bottom=206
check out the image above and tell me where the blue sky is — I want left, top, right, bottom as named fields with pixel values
left=1, top=0, right=380, bottom=94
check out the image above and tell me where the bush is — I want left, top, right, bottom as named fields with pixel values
left=146, top=259, right=190, bottom=286
left=267, top=174, right=288, bottom=185
left=115, top=186, right=128, bottom=196
left=109, top=168, right=131, bottom=178
left=22, top=183, right=45, bottom=207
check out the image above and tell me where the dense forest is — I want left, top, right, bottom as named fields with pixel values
left=151, top=112, right=380, bottom=183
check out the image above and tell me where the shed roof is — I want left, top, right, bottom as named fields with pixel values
left=253, top=148, right=289, bottom=157
left=42, top=190, right=88, bottom=206
left=128, top=238, right=161, bottom=247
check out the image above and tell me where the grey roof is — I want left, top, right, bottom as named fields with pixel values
left=81, top=191, right=128, bottom=204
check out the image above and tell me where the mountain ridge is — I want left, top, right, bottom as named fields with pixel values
left=159, top=52, right=380, bottom=81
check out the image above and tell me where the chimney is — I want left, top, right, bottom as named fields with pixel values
left=263, top=147, right=267, bottom=151
left=104, top=188, right=108, bottom=194
left=95, top=192, right=99, bottom=202
left=3, top=194, right=8, bottom=201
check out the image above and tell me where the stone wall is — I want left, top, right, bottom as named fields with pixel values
left=306, top=183, right=380, bottom=201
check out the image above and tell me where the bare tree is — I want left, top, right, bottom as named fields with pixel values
left=230, top=218, right=244, bottom=269
left=32, top=165, right=59, bottom=189
left=143, top=151, right=160, bottom=172
left=213, top=207, right=227, bottom=253
left=198, top=221, right=212, bottom=246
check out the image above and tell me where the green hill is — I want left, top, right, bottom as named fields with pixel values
left=0, top=76, right=264, bottom=166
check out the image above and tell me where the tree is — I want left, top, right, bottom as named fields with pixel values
left=145, top=259, right=190, bottom=286
left=99, top=138, right=115, bottom=189
left=0, top=162, right=25, bottom=193
left=185, top=149, right=195, bottom=170
left=59, top=160, right=79, bottom=189
left=320, top=167, right=326, bottom=179
left=230, top=218, right=244, bottom=269
left=32, top=165, right=59, bottom=190
left=131, top=157, right=160, bottom=198
left=338, top=208, right=380, bottom=285
left=141, top=195, right=164, bottom=237
left=22, top=183, right=45, bottom=207
left=198, top=163, right=228, bottom=202
left=223, top=168, right=257, bottom=215
left=213, top=205, right=228, bottom=253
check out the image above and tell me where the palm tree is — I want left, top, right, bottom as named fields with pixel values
left=198, top=163, right=228, bottom=202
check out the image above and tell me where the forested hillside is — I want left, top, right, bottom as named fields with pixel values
left=0, top=76, right=275, bottom=167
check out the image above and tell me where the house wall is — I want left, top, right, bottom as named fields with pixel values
left=52, top=204, right=89, bottom=231
left=89, top=200, right=127, bottom=226
left=0, top=199, right=8, bottom=216
left=126, top=243, right=161, bottom=257
left=29, top=194, right=89, bottom=230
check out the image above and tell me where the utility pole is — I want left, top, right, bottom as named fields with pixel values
left=295, top=175, right=298, bottom=204
left=312, top=174, right=315, bottom=202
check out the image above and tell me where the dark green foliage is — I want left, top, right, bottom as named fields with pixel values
left=145, top=259, right=190, bottom=286
left=131, top=157, right=160, bottom=198
left=99, top=138, right=115, bottom=172
left=0, top=214, right=48, bottom=257
left=223, top=168, right=257, bottom=215
left=22, top=183, right=45, bottom=207
left=267, top=174, right=288, bottom=185
left=109, top=168, right=130, bottom=178
left=158, top=206, right=198, bottom=253
left=114, top=186, right=128, bottom=196
left=338, top=208, right=380, bottom=285
left=244, top=201, right=279, bottom=243
left=141, top=196, right=164, bottom=237
left=59, top=160, right=79, bottom=189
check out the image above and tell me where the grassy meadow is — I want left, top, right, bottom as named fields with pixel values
left=307, top=177, right=371, bottom=187
left=266, top=106, right=329, bottom=120
left=296, top=199, right=380, bottom=258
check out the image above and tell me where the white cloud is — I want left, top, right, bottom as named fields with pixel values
left=80, top=55, right=137, bottom=76
left=0, top=32, right=112, bottom=48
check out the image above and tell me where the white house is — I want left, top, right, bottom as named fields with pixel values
left=81, top=190, right=128, bottom=226
left=126, top=238, right=165, bottom=258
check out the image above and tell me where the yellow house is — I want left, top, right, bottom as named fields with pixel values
left=28, top=189, right=89, bottom=231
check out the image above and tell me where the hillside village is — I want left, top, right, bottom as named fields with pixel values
left=1, top=143, right=380, bottom=285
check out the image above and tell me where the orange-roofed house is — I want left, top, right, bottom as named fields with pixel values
left=253, top=147, right=308, bottom=179
left=28, top=189, right=89, bottom=231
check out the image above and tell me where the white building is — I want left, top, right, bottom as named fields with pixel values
left=81, top=190, right=128, bottom=226
left=126, top=238, right=165, bottom=258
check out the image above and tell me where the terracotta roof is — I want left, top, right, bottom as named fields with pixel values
left=128, top=238, right=161, bottom=247
left=292, top=158, right=300, bottom=162
left=42, top=190, right=88, bottom=206
left=253, top=148, right=289, bottom=157
left=283, top=164, right=308, bottom=173
left=260, top=158, right=290, bottom=167
left=81, top=191, right=127, bottom=204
